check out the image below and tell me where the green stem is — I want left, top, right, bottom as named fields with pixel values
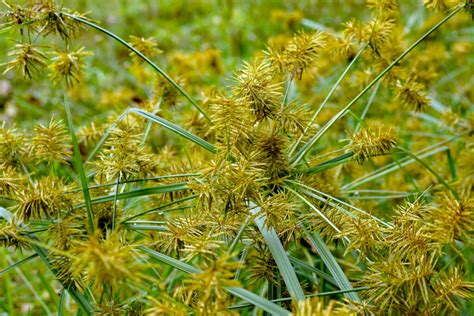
left=63, top=92, right=95, bottom=234
left=63, top=13, right=211, bottom=122
left=290, top=6, right=463, bottom=165
left=397, top=146, right=459, bottom=200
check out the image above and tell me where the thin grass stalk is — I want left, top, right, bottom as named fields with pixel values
left=62, top=13, right=211, bottom=121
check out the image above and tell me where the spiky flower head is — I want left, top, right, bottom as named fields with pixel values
left=0, top=217, right=30, bottom=250
left=292, top=297, right=355, bottom=316
left=349, top=124, right=398, bottom=164
left=232, top=60, right=282, bottom=122
left=184, top=254, right=241, bottom=315
left=2, top=43, right=47, bottom=78
left=31, top=117, right=71, bottom=164
left=258, top=192, right=297, bottom=238
left=366, top=0, right=399, bottom=16
left=255, top=130, right=290, bottom=182
left=93, top=122, right=156, bottom=182
left=432, top=267, right=474, bottom=313
left=283, top=30, right=326, bottom=78
left=129, top=36, right=163, bottom=62
left=14, top=176, right=75, bottom=221
left=0, top=123, right=28, bottom=167
left=34, top=1, right=87, bottom=40
left=361, top=254, right=438, bottom=314
left=68, top=232, right=141, bottom=290
left=426, top=192, right=473, bottom=244
left=50, top=47, right=92, bottom=87
left=152, top=216, right=203, bottom=257
left=423, top=0, right=464, bottom=11
left=0, top=163, right=23, bottom=197
left=395, top=79, right=431, bottom=112
left=339, top=215, right=384, bottom=258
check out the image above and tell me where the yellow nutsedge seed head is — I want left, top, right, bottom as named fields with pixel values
left=14, top=176, right=75, bottom=221
left=49, top=47, right=93, bottom=87
left=292, top=297, right=355, bottom=316
left=0, top=123, right=28, bottom=166
left=283, top=30, right=327, bottom=79
left=423, top=0, right=464, bottom=12
left=0, top=163, right=23, bottom=197
left=68, top=232, right=140, bottom=290
left=365, top=18, right=396, bottom=53
left=395, top=79, right=431, bottom=112
left=232, top=60, right=282, bottom=122
left=2, top=43, right=47, bottom=79
left=129, top=35, right=163, bottom=62
left=34, top=1, right=88, bottom=40
left=349, top=124, right=398, bottom=164
left=366, top=0, right=400, bottom=15
left=426, top=192, right=474, bottom=243
left=432, top=267, right=474, bottom=313
left=31, top=117, right=71, bottom=164
left=0, top=218, right=30, bottom=250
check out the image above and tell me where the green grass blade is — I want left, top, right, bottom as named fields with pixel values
left=0, top=253, right=38, bottom=276
left=288, top=256, right=337, bottom=286
left=303, top=229, right=361, bottom=302
left=58, top=290, right=66, bottom=316
left=63, top=13, right=211, bottom=121
left=130, top=108, right=216, bottom=153
left=249, top=204, right=305, bottom=301
left=138, top=246, right=290, bottom=316
left=88, top=182, right=189, bottom=205
left=396, top=146, right=459, bottom=200
left=301, top=152, right=353, bottom=175
left=64, top=94, right=95, bottom=234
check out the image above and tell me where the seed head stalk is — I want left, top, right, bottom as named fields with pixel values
left=62, top=13, right=212, bottom=122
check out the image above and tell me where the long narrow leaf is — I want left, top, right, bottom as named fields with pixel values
left=130, top=108, right=216, bottom=153
left=0, top=253, right=38, bottom=276
left=303, top=230, right=361, bottom=302
left=250, top=205, right=305, bottom=301
left=64, top=94, right=95, bottom=233
left=88, top=182, right=189, bottom=205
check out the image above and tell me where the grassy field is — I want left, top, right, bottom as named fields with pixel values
left=0, top=0, right=473, bottom=315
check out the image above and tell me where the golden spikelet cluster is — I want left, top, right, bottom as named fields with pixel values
left=292, top=297, right=355, bottom=316
left=68, top=232, right=141, bottom=291
left=0, top=123, right=28, bottom=166
left=129, top=36, right=163, bottom=62
left=232, top=60, right=282, bottom=122
left=31, top=118, right=71, bottom=164
left=14, top=176, right=74, bottom=221
left=395, top=79, right=431, bottom=112
left=2, top=43, right=47, bottom=78
left=348, top=124, right=398, bottom=163
left=183, top=255, right=241, bottom=314
left=50, top=47, right=92, bottom=86
left=0, top=0, right=473, bottom=314
left=93, top=122, right=156, bottom=182
left=283, top=30, right=327, bottom=78
left=0, top=217, right=29, bottom=250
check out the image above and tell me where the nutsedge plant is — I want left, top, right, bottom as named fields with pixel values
left=0, top=0, right=473, bottom=315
